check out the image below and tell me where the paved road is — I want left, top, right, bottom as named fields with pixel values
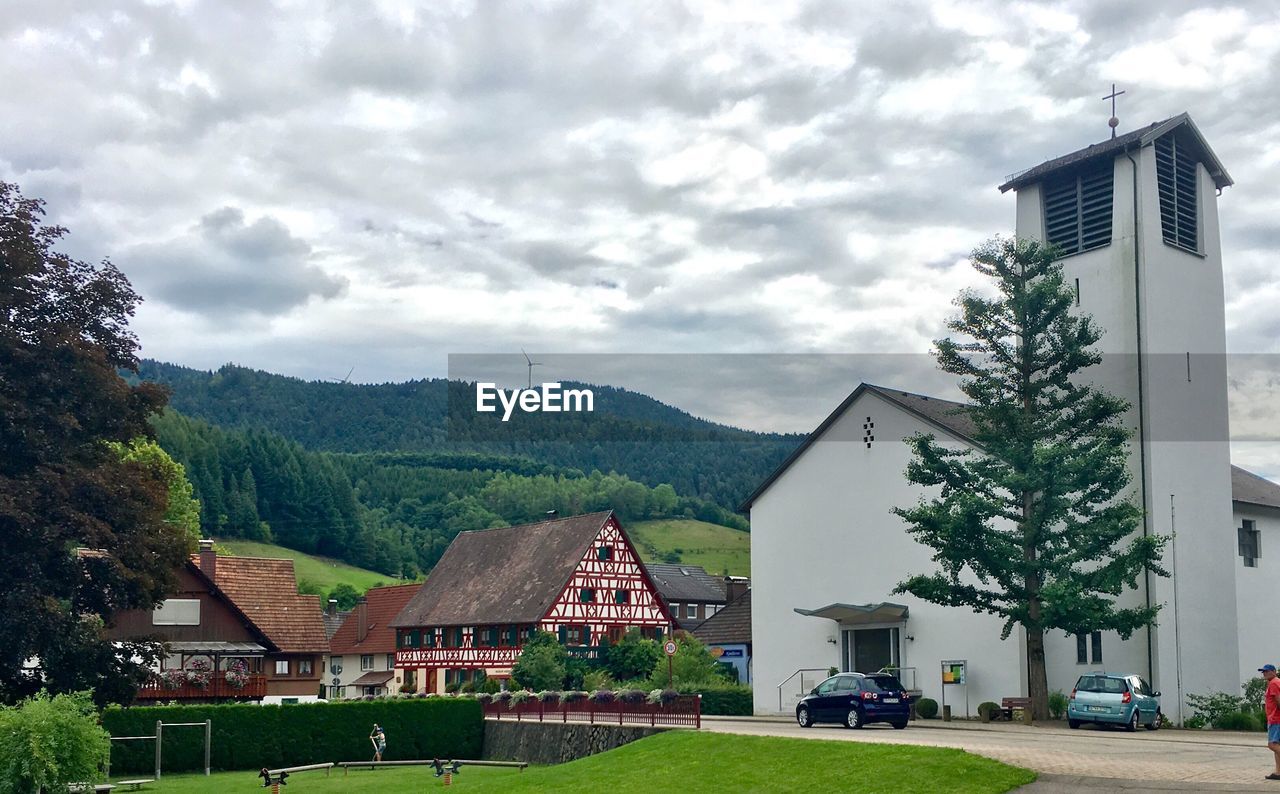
left=701, top=716, right=1280, bottom=791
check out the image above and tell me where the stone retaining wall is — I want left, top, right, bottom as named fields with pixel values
left=482, top=720, right=668, bottom=765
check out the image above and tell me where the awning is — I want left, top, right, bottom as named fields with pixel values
left=351, top=670, right=395, bottom=687
left=165, top=641, right=267, bottom=655
left=794, top=602, right=909, bottom=625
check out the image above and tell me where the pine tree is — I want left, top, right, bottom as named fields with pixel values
left=893, top=237, right=1167, bottom=719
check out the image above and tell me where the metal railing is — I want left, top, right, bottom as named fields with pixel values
left=776, top=668, right=830, bottom=712
left=879, top=666, right=919, bottom=692
left=483, top=695, right=701, bottom=728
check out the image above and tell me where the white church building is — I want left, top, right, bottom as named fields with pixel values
left=745, top=113, right=1280, bottom=724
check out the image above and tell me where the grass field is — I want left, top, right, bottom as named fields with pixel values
left=219, top=540, right=404, bottom=595
left=629, top=519, right=751, bottom=577
left=130, top=732, right=1034, bottom=793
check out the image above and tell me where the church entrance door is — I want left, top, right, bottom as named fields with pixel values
left=841, top=627, right=900, bottom=673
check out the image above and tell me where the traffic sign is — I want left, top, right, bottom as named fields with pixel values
left=664, top=640, right=677, bottom=656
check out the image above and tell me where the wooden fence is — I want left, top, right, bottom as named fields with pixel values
left=482, top=695, right=700, bottom=728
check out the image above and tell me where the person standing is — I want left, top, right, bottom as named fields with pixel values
left=1262, top=664, right=1280, bottom=781
left=370, top=723, right=386, bottom=763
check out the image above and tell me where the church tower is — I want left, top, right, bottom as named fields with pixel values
left=1000, top=113, right=1237, bottom=720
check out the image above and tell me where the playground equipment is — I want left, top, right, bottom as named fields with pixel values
left=259, top=767, right=289, bottom=792
left=107, top=719, right=211, bottom=780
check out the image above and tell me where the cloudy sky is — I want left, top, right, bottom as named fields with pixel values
left=2, top=1, right=1279, bottom=468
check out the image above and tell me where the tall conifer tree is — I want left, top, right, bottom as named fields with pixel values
left=893, top=237, right=1167, bottom=719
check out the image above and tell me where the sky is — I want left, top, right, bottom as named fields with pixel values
left=2, top=1, right=1279, bottom=470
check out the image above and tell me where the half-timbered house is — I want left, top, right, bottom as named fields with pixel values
left=390, top=511, right=672, bottom=692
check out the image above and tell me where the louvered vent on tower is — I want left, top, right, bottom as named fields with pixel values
left=1155, top=132, right=1198, bottom=253
left=1043, top=162, right=1114, bottom=257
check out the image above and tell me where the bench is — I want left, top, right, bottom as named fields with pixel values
left=67, top=785, right=113, bottom=793
left=339, top=759, right=529, bottom=776
left=999, top=697, right=1033, bottom=722
left=114, top=781, right=154, bottom=791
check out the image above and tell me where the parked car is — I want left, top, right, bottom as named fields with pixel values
left=1067, top=673, right=1162, bottom=731
left=796, top=672, right=912, bottom=729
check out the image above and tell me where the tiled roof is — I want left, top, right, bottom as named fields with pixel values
left=391, top=512, right=615, bottom=627
left=693, top=590, right=751, bottom=646
left=643, top=563, right=726, bottom=603
left=1233, top=466, right=1280, bottom=510
left=330, top=583, right=422, bottom=655
left=998, top=113, right=1232, bottom=193
left=323, top=609, right=351, bottom=641
left=203, top=556, right=329, bottom=654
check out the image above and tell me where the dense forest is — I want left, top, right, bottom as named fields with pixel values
left=152, top=412, right=753, bottom=578
left=137, top=360, right=801, bottom=510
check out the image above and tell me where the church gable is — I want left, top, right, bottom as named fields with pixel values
left=540, top=515, right=671, bottom=640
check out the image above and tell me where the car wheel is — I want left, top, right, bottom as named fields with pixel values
left=891, top=721, right=908, bottom=730
left=1126, top=710, right=1139, bottom=732
left=1068, top=719, right=1081, bottom=729
left=796, top=706, right=813, bottom=728
left=844, top=708, right=863, bottom=729
left=1145, top=710, right=1162, bottom=731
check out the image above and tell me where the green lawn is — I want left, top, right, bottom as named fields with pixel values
left=629, top=519, right=751, bottom=577
left=219, top=540, right=406, bottom=595
left=131, top=731, right=1034, bottom=794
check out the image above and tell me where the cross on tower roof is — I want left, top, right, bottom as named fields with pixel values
left=1103, top=84, right=1126, bottom=139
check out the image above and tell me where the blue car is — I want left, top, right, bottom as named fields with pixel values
left=1067, top=673, right=1162, bottom=731
left=795, top=672, right=912, bottom=729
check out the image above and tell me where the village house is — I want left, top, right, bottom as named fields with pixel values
left=390, top=511, right=672, bottom=692
left=106, top=540, right=328, bottom=704
left=643, top=563, right=727, bottom=631
left=327, top=583, right=421, bottom=699
left=692, top=578, right=752, bottom=684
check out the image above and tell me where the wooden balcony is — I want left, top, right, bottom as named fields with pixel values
left=135, top=673, right=267, bottom=701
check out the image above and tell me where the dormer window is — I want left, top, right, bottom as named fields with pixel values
left=1155, top=132, right=1198, bottom=253
left=1043, top=162, right=1113, bottom=256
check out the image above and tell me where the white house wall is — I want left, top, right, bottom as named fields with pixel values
left=1233, top=504, right=1280, bottom=687
left=750, top=390, right=1025, bottom=715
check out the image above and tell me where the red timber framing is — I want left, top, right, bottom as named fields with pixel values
left=395, top=514, right=672, bottom=672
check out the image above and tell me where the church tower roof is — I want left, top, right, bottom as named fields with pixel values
left=998, top=112, right=1233, bottom=194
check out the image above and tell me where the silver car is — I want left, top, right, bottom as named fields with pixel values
left=1067, top=673, right=1162, bottom=731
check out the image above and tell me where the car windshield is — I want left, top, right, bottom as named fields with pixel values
left=1076, top=675, right=1128, bottom=694
left=862, top=674, right=905, bottom=693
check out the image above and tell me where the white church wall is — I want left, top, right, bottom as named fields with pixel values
left=1233, top=504, right=1280, bottom=686
left=750, top=390, right=1023, bottom=715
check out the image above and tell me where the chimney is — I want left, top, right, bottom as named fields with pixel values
left=198, top=539, right=216, bottom=580
left=724, top=576, right=748, bottom=603
left=327, top=598, right=338, bottom=617
left=355, top=597, right=369, bottom=643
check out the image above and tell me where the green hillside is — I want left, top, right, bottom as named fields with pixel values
left=219, top=540, right=404, bottom=596
left=629, top=519, right=751, bottom=577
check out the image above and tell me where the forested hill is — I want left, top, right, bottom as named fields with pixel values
left=137, top=360, right=802, bottom=510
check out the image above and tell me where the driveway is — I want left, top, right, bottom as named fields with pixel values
left=701, top=716, right=1279, bottom=791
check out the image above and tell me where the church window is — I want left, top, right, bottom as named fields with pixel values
left=1043, top=162, right=1113, bottom=256
left=1075, top=633, right=1087, bottom=665
left=1075, top=632, right=1103, bottom=664
left=1090, top=631, right=1103, bottom=664
left=1156, top=132, right=1198, bottom=252
left=1239, top=520, right=1260, bottom=568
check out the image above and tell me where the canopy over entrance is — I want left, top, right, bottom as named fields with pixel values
left=793, top=602, right=909, bottom=625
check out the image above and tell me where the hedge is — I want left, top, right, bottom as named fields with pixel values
left=692, top=686, right=752, bottom=716
left=101, top=698, right=481, bottom=775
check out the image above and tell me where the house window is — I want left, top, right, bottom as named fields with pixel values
left=298, top=659, right=313, bottom=676
left=330, top=686, right=345, bottom=699
left=580, top=588, right=595, bottom=603
left=454, top=627, right=465, bottom=647
left=565, top=625, right=584, bottom=645
left=275, top=659, right=290, bottom=676
left=360, top=654, right=373, bottom=671
left=386, top=654, right=395, bottom=670
left=1156, top=132, right=1198, bottom=252
left=671, top=603, right=683, bottom=619
left=1239, top=520, right=1261, bottom=567
left=152, top=599, right=200, bottom=626
left=1043, top=162, right=1113, bottom=256
left=614, top=589, right=630, bottom=604
left=597, top=546, right=613, bottom=561
left=685, top=604, right=698, bottom=620
left=1091, top=631, right=1103, bottom=664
